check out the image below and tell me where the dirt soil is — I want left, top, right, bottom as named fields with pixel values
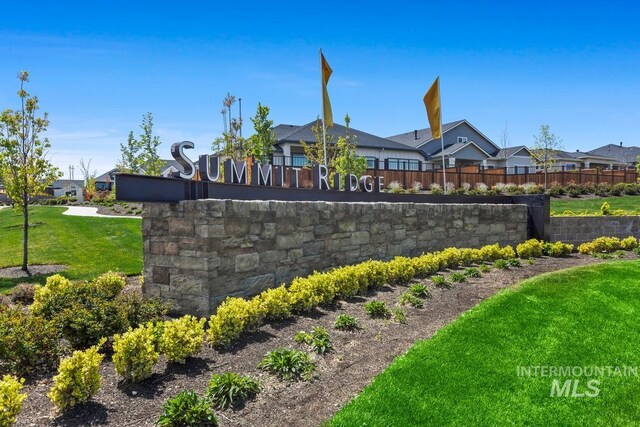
left=0, top=264, right=66, bottom=279
left=15, top=255, right=618, bottom=427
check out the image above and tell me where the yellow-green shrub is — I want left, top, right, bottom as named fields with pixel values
left=437, top=248, right=462, bottom=269
left=0, top=375, right=27, bottom=427
left=48, top=340, right=105, bottom=411
left=386, top=257, right=415, bottom=285
left=207, top=298, right=265, bottom=348
left=31, top=274, right=72, bottom=316
left=621, top=236, right=638, bottom=250
left=160, top=316, right=206, bottom=363
left=94, top=271, right=126, bottom=298
left=331, top=266, right=361, bottom=297
left=113, top=323, right=159, bottom=382
left=516, top=239, right=544, bottom=258
left=256, top=286, right=292, bottom=320
left=578, top=237, right=622, bottom=254
left=543, top=242, right=574, bottom=257
left=411, top=254, right=439, bottom=278
left=499, top=245, right=516, bottom=259
left=478, top=244, right=502, bottom=262
left=357, top=260, right=388, bottom=289
left=288, top=273, right=337, bottom=312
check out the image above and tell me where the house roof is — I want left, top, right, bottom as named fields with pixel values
left=586, top=144, right=640, bottom=164
left=386, top=120, right=466, bottom=148
left=552, top=150, right=624, bottom=164
left=51, top=179, right=84, bottom=189
left=493, top=145, right=532, bottom=159
left=96, top=168, right=117, bottom=182
left=431, top=141, right=492, bottom=158
left=274, top=120, right=425, bottom=154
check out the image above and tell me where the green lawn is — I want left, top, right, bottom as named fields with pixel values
left=551, top=195, right=640, bottom=213
left=0, top=206, right=142, bottom=291
left=331, top=261, right=640, bottom=426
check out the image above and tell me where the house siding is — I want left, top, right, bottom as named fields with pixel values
left=417, top=122, right=499, bottom=157
left=450, top=144, right=488, bottom=161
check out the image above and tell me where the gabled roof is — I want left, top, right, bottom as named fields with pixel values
left=586, top=144, right=640, bottom=163
left=96, top=168, right=117, bottom=182
left=274, top=120, right=424, bottom=154
left=51, top=179, right=84, bottom=188
left=431, top=141, right=492, bottom=158
left=493, top=146, right=533, bottom=159
left=386, top=120, right=465, bottom=148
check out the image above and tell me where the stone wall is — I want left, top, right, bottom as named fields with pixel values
left=550, top=216, right=640, bottom=245
left=142, top=200, right=528, bottom=316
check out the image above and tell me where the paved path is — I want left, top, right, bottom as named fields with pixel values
left=62, top=206, right=141, bottom=219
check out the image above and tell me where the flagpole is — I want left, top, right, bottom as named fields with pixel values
left=439, top=77, right=447, bottom=194
left=320, top=49, right=327, bottom=165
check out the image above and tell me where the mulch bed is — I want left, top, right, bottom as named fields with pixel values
left=14, top=254, right=619, bottom=427
left=0, top=265, right=67, bottom=279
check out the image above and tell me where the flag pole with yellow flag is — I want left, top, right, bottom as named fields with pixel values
left=423, top=77, right=447, bottom=194
left=320, top=49, right=333, bottom=165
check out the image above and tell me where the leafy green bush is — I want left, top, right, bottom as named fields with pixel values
left=578, top=236, right=622, bottom=254
left=113, top=323, right=159, bottom=382
left=156, top=390, right=218, bottom=427
left=516, top=239, right=544, bottom=258
left=621, top=236, right=638, bottom=250
left=258, top=349, right=315, bottom=381
left=207, top=297, right=265, bottom=348
left=391, top=308, right=407, bottom=324
left=493, top=259, right=509, bottom=270
left=207, top=372, right=260, bottom=410
left=0, top=375, right=27, bottom=427
left=364, top=300, right=390, bottom=318
left=479, top=264, right=491, bottom=273
left=450, top=272, right=466, bottom=283
left=9, top=284, right=36, bottom=305
left=48, top=340, right=105, bottom=411
left=160, top=316, right=206, bottom=363
left=505, top=258, right=522, bottom=268
left=117, top=293, right=170, bottom=327
left=295, top=327, right=333, bottom=354
left=93, top=271, right=126, bottom=297
left=386, top=257, right=416, bottom=285
left=0, top=306, right=61, bottom=375
left=334, top=314, right=359, bottom=331
left=256, top=285, right=292, bottom=320
left=408, top=283, right=430, bottom=298
left=463, top=268, right=481, bottom=278
left=542, top=242, right=574, bottom=257
left=430, top=275, right=448, bottom=287
left=398, top=292, right=423, bottom=308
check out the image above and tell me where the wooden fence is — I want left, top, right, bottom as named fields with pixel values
left=295, top=165, right=638, bottom=189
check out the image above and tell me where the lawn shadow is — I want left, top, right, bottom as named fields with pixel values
left=0, top=274, right=49, bottom=292
left=52, top=401, right=109, bottom=426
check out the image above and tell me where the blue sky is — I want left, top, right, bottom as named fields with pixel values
left=1, top=0, right=639, bottom=177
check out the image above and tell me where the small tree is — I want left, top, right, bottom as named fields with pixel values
left=246, top=103, right=275, bottom=163
left=300, top=117, right=336, bottom=167
left=79, top=158, right=97, bottom=200
left=0, top=71, right=61, bottom=274
left=118, top=113, right=163, bottom=175
left=636, top=155, right=640, bottom=180
left=212, top=93, right=245, bottom=159
left=334, top=114, right=366, bottom=181
left=531, top=124, right=563, bottom=189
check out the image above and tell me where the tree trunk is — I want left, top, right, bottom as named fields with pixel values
left=22, top=194, right=30, bottom=275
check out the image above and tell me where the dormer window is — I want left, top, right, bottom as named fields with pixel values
left=457, top=137, right=468, bottom=143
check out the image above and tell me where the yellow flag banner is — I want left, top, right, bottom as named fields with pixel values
left=423, top=77, right=441, bottom=139
left=321, top=52, right=333, bottom=127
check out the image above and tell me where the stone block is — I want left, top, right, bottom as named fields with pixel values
left=235, top=253, right=260, bottom=273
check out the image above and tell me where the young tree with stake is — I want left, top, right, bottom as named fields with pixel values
left=531, top=124, right=563, bottom=189
left=0, top=71, right=61, bottom=274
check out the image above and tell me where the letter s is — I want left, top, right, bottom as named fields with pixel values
left=170, top=141, right=196, bottom=179
left=585, top=379, right=600, bottom=398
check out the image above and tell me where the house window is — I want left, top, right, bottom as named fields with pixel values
left=387, top=158, right=420, bottom=171
left=365, top=157, right=377, bottom=169
left=457, top=136, right=468, bottom=143
left=291, top=154, right=308, bottom=167
left=271, top=155, right=285, bottom=166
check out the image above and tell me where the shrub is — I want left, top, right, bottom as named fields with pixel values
left=294, top=331, right=312, bottom=345
left=578, top=236, right=622, bottom=254
left=156, top=390, right=218, bottom=427
left=546, top=184, right=564, bottom=197
left=391, top=308, right=407, bottom=324
left=309, top=327, right=333, bottom=355
left=516, top=239, right=544, bottom=258
left=450, top=272, right=466, bottom=283
left=624, top=183, right=639, bottom=195
left=364, top=300, right=390, bottom=318
left=411, top=254, right=439, bottom=278
left=118, top=293, right=170, bottom=327
left=48, top=339, right=105, bottom=411
left=0, top=306, right=61, bottom=376
left=256, top=285, right=292, bottom=320
left=0, top=375, right=27, bottom=427
left=160, top=316, right=206, bottom=363
left=621, top=236, right=638, bottom=250
left=408, top=283, right=430, bottom=299
left=479, top=264, right=491, bottom=273
left=257, top=349, right=315, bottom=381
left=478, top=244, right=502, bottom=262
left=398, top=292, right=423, bottom=308
left=543, top=242, right=574, bottom=257
left=10, top=284, right=36, bottom=305
left=207, top=372, right=260, bottom=410
left=500, top=246, right=516, bottom=259
left=112, top=323, right=159, bottom=382
left=505, top=258, right=521, bottom=268
left=463, top=267, right=481, bottom=278
left=386, top=257, right=416, bottom=285
left=429, top=183, right=443, bottom=195
left=94, top=271, right=126, bottom=297
left=595, top=183, right=611, bottom=197
left=601, top=201, right=611, bottom=216
left=334, top=314, right=359, bottom=331
left=207, top=297, right=265, bottom=348
left=288, top=273, right=337, bottom=312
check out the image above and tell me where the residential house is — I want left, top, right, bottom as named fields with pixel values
left=550, top=150, right=626, bottom=171
left=49, top=179, right=85, bottom=202
left=587, top=143, right=640, bottom=168
left=272, top=121, right=428, bottom=171
left=96, top=160, right=185, bottom=191
left=387, top=119, right=536, bottom=172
